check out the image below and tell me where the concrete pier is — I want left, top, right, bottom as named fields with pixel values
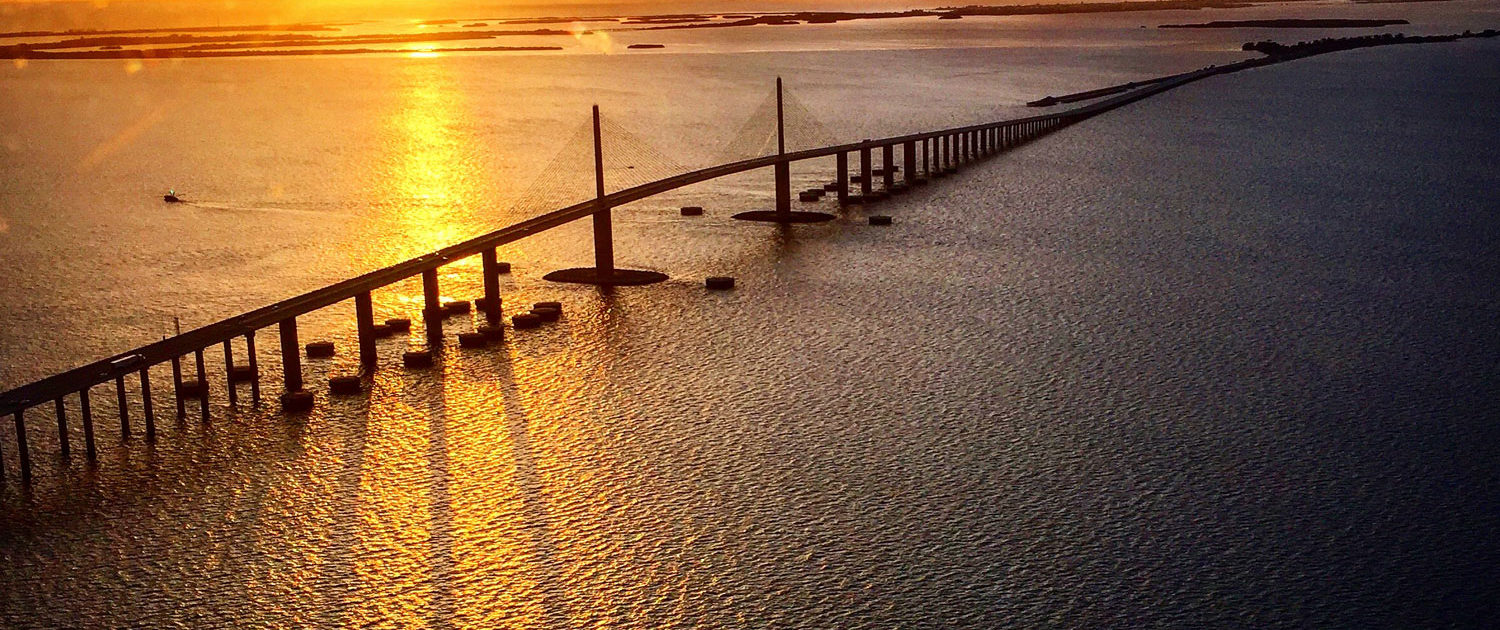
left=80, top=388, right=95, bottom=461
left=139, top=367, right=154, bottom=441
left=882, top=145, right=895, bottom=191
left=222, top=340, right=238, bottom=407
left=860, top=146, right=873, bottom=197
left=422, top=268, right=442, bottom=344
left=13, top=410, right=30, bottom=483
left=53, top=397, right=69, bottom=459
left=836, top=152, right=849, bottom=205
left=355, top=291, right=377, bottom=370
left=591, top=194, right=615, bottom=276
left=481, top=249, right=502, bottom=324
left=279, top=318, right=303, bottom=393
left=115, top=375, right=129, bottom=438
left=423, top=268, right=444, bottom=342
left=245, top=331, right=261, bottom=405
left=903, top=141, right=917, bottom=185
left=171, top=355, right=186, bottom=418
left=194, top=349, right=209, bottom=422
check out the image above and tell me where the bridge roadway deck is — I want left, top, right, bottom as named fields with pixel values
left=0, top=54, right=1269, bottom=415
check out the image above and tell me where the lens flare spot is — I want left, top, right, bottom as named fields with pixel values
left=570, top=22, right=614, bottom=53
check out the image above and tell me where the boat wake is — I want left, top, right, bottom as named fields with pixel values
left=181, top=200, right=352, bottom=218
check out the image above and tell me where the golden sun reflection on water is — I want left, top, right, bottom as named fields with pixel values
left=360, top=59, right=494, bottom=268
left=351, top=57, right=513, bottom=321
left=310, top=295, right=679, bottom=626
left=351, top=393, right=436, bottom=626
left=286, top=54, right=679, bottom=626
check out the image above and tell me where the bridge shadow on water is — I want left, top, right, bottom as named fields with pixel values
left=314, top=393, right=371, bottom=628
left=1, top=179, right=875, bottom=625
left=422, top=357, right=460, bottom=630
left=492, top=337, right=571, bottom=628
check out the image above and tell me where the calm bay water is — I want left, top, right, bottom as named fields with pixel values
left=3, top=3, right=1500, bottom=627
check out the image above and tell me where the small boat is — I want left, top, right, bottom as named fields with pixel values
left=163, top=189, right=182, bottom=203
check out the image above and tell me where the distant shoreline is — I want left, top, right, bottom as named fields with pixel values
left=2, top=46, right=563, bottom=60
left=1029, top=28, right=1499, bottom=106
left=0, top=30, right=573, bottom=59
left=1160, top=19, right=1411, bottom=28
left=0, top=1, right=1467, bottom=60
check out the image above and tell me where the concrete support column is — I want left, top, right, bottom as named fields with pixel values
left=115, top=375, right=130, bottom=438
left=194, top=348, right=209, bottom=422
left=903, top=141, right=917, bottom=184
left=54, top=397, right=69, bottom=459
left=12, top=410, right=30, bottom=483
left=279, top=318, right=303, bottom=392
left=245, top=331, right=261, bottom=405
left=222, top=340, right=238, bottom=407
left=882, top=144, right=895, bottom=190
left=171, top=355, right=185, bottom=418
left=481, top=248, right=501, bottom=324
left=356, top=291, right=377, bottom=370
left=859, top=146, right=873, bottom=197
left=591, top=202, right=615, bottom=275
left=836, top=151, right=849, bottom=204
left=80, top=388, right=95, bottom=461
left=139, top=367, right=154, bottom=441
left=774, top=161, right=791, bottom=213
left=422, top=268, right=442, bottom=345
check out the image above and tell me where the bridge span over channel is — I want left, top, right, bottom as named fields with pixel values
left=0, top=51, right=1297, bottom=485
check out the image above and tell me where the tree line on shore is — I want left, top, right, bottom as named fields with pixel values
left=1243, top=29, right=1499, bottom=57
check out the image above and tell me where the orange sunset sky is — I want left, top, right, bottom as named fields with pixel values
left=1, top=0, right=961, bottom=30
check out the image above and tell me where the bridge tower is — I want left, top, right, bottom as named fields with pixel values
left=732, top=77, right=834, bottom=224
left=544, top=105, right=668, bottom=286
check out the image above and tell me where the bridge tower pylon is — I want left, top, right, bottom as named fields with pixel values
left=732, top=77, right=834, bottom=224
left=544, top=105, right=668, bottom=286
